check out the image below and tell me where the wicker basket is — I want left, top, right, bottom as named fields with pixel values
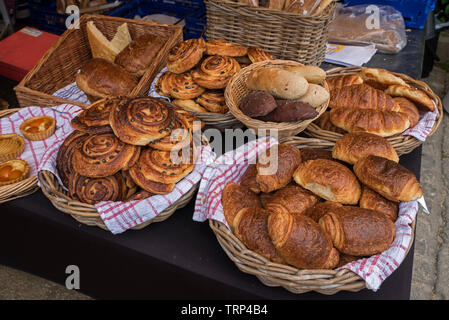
left=185, top=111, right=243, bottom=132
left=14, top=14, right=183, bottom=109
left=204, top=0, right=337, bottom=66
left=0, top=108, right=39, bottom=204
left=38, top=135, right=210, bottom=231
left=209, top=137, right=416, bottom=294
left=304, top=66, right=444, bottom=156
left=225, top=60, right=329, bottom=139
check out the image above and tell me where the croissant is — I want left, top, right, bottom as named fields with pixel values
left=393, top=97, right=420, bottom=128
left=167, top=38, right=206, bottom=74
left=299, top=147, right=333, bottom=163
left=360, top=186, right=399, bottom=222
left=268, top=211, right=339, bottom=269
left=353, top=155, right=423, bottom=202
left=330, top=84, right=399, bottom=111
left=313, top=111, right=347, bottom=134
left=332, top=132, right=399, bottom=165
left=233, top=207, right=285, bottom=263
left=239, top=164, right=261, bottom=194
left=256, top=144, right=301, bottom=193
left=221, top=182, right=262, bottom=230
left=326, top=74, right=363, bottom=91
left=329, top=107, right=410, bottom=137
left=303, top=201, right=343, bottom=223
left=70, top=98, right=114, bottom=134
left=265, top=183, right=320, bottom=216
left=385, top=84, right=434, bottom=112
left=319, top=206, right=396, bottom=256
left=360, top=68, right=408, bottom=91
left=293, top=159, right=361, bottom=204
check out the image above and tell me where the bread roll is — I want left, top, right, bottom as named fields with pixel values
left=297, top=83, right=330, bottom=108
left=246, top=67, right=309, bottom=100
left=233, top=207, right=285, bottom=263
left=293, top=159, right=361, bottom=204
left=115, top=34, right=165, bottom=78
left=393, top=97, right=420, bottom=128
left=256, top=100, right=318, bottom=123
left=319, top=206, right=396, bottom=256
left=332, top=132, right=399, bottom=165
left=385, top=85, right=435, bottom=112
left=239, top=91, right=277, bottom=118
left=256, top=144, right=301, bottom=193
left=76, top=58, right=138, bottom=102
left=360, top=187, right=399, bottom=222
left=353, top=155, right=423, bottom=202
left=268, top=211, right=339, bottom=269
left=265, top=183, right=320, bottom=215
left=221, top=182, right=262, bottom=230
left=285, top=65, right=326, bottom=84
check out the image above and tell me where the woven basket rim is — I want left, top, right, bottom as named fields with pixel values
left=208, top=137, right=417, bottom=294
left=304, top=66, right=444, bottom=156
left=225, top=60, right=329, bottom=137
left=0, top=108, right=40, bottom=203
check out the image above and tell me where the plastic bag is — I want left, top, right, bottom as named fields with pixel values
left=328, top=3, right=407, bottom=54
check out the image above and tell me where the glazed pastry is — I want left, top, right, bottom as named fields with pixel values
left=109, top=97, right=176, bottom=145
left=205, top=40, right=248, bottom=57
left=359, top=186, right=399, bottom=222
left=268, top=211, right=339, bottom=269
left=330, top=84, right=399, bottom=111
left=196, top=90, right=228, bottom=114
left=329, top=107, right=410, bottom=137
left=164, top=71, right=206, bottom=99
left=172, top=99, right=208, bottom=113
left=0, top=133, right=25, bottom=163
left=233, top=207, right=285, bottom=263
left=20, top=116, right=55, bottom=141
left=72, top=133, right=141, bottom=178
left=313, top=111, right=347, bottom=134
left=167, top=38, right=206, bottom=74
left=0, top=159, right=30, bottom=186
left=154, top=71, right=171, bottom=97
left=70, top=98, right=116, bottom=134
left=56, top=130, right=88, bottom=188
left=247, top=47, right=274, bottom=63
left=191, top=55, right=241, bottom=89
left=360, top=67, right=408, bottom=91
left=393, top=97, right=420, bottom=128
left=68, top=172, right=126, bottom=204
left=264, top=183, right=320, bottom=216
left=256, top=144, right=301, bottom=193
left=332, top=132, right=399, bottom=165
left=319, top=206, right=396, bottom=256
left=385, top=85, right=435, bottom=112
left=148, top=113, right=191, bottom=151
left=293, top=159, right=361, bottom=204
left=221, top=182, right=262, bottom=230
left=239, top=164, right=261, bottom=194
left=259, top=192, right=274, bottom=209
left=326, top=74, right=363, bottom=91
left=128, top=147, right=194, bottom=194
left=353, top=155, right=423, bottom=202
left=299, top=147, right=333, bottom=163
left=303, top=201, right=343, bottom=223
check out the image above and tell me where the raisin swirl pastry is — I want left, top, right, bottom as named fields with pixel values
left=71, top=98, right=116, bottom=134
left=247, top=47, right=274, bottom=63
left=196, top=90, right=228, bottom=113
left=72, top=133, right=140, bottom=178
left=163, top=71, right=206, bottom=99
left=149, top=113, right=192, bottom=151
left=205, top=40, right=248, bottom=57
left=167, top=38, right=206, bottom=74
left=56, top=130, right=88, bottom=188
left=68, top=172, right=127, bottom=205
left=191, top=55, right=241, bottom=89
left=109, top=97, right=176, bottom=145
left=129, top=147, right=194, bottom=194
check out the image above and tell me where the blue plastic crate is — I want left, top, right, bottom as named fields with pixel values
left=184, top=8, right=206, bottom=39
left=343, top=0, right=437, bottom=29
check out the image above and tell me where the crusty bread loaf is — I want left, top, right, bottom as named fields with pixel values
left=86, top=21, right=131, bottom=62
left=247, top=67, right=309, bottom=100
left=353, top=155, right=423, bottom=202
left=297, top=83, right=330, bottom=108
left=293, top=159, right=361, bottom=204
left=285, top=65, right=326, bottom=84
left=332, top=132, right=399, bottom=165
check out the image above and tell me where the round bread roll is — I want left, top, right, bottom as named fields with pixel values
left=293, top=159, right=361, bottom=204
left=353, top=155, right=423, bottom=202
left=167, top=38, right=206, bottom=74
left=332, top=132, right=399, bottom=165
left=297, top=83, right=330, bottom=108
left=205, top=40, right=248, bottom=57
left=191, top=55, right=241, bottom=89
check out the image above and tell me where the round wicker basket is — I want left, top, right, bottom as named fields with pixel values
left=38, top=135, right=210, bottom=231
left=209, top=137, right=417, bottom=294
left=225, top=60, right=329, bottom=139
left=0, top=108, right=39, bottom=204
left=304, top=66, right=444, bottom=156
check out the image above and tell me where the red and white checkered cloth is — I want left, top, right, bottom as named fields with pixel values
left=0, top=105, right=83, bottom=177
left=402, top=102, right=439, bottom=141
left=193, top=136, right=419, bottom=291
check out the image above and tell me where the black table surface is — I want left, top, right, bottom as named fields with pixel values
left=0, top=29, right=426, bottom=300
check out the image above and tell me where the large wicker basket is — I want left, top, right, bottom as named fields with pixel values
left=0, top=108, right=39, bottom=204
left=209, top=137, right=416, bottom=294
left=14, top=14, right=183, bottom=109
left=304, top=67, right=444, bottom=156
left=204, top=0, right=337, bottom=66
left=225, top=60, right=329, bottom=139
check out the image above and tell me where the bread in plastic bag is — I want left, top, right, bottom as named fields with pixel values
left=328, top=4, right=407, bottom=54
